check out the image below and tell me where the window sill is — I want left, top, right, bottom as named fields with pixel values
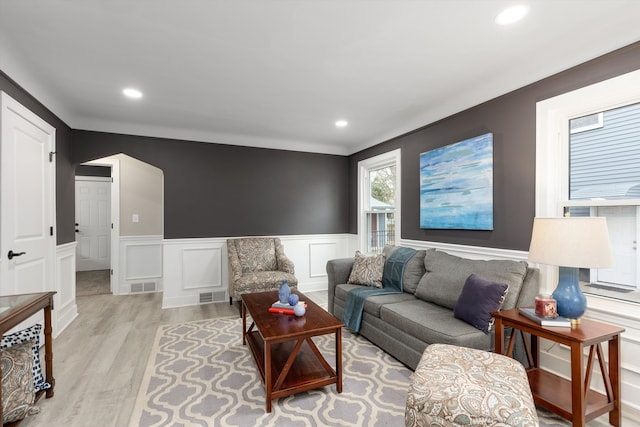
left=583, top=289, right=640, bottom=322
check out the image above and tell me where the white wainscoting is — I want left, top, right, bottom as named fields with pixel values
left=401, top=238, right=640, bottom=422
left=55, top=242, right=78, bottom=337
left=161, top=234, right=355, bottom=309
left=118, top=235, right=163, bottom=295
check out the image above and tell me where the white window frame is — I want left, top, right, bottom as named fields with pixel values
left=358, top=149, right=401, bottom=254
left=536, top=68, right=640, bottom=316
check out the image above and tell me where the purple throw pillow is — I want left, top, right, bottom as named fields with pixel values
left=454, top=274, right=509, bottom=333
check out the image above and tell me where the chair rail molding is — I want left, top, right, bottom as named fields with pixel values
left=162, top=234, right=354, bottom=309
left=55, top=242, right=78, bottom=337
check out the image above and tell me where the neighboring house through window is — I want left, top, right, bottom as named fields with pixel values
left=358, top=149, right=401, bottom=254
left=536, top=69, right=640, bottom=305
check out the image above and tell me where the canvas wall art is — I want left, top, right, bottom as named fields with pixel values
left=419, top=133, right=493, bottom=230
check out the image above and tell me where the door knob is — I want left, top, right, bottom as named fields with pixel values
left=7, top=250, right=26, bottom=260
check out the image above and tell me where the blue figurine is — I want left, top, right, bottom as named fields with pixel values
left=288, top=294, right=299, bottom=306
left=278, top=280, right=290, bottom=304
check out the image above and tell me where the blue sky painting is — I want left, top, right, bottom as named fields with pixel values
left=420, top=133, right=493, bottom=230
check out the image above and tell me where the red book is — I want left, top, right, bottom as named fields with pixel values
left=268, top=307, right=295, bottom=315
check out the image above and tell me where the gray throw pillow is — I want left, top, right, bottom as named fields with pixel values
left=383, top=246, right=426, bottom=294
left=347, top=251, right=385, bottom=288
left=415, top=249, right=527, bottom=310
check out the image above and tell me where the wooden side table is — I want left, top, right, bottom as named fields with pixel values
left=0, top=292, right=56, bottom=425
left=493, top=308, right=624, bottom=427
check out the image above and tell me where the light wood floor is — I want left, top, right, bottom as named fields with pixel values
left=20, top=290, right=328, bottom=427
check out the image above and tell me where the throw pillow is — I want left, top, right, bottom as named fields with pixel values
left=382, top=246, right=426, bottom=294
left=347, top=251, right=385, bottom=288
left=415, top=249, right=527, bottom=310
left=1, top=340, right=40, bottom=423
left=454, top=274, right=509, bottom=333
left=1, top=324, right=51, bottom=393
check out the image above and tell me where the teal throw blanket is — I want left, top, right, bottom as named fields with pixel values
left=342, top=247, right=416, bottom=333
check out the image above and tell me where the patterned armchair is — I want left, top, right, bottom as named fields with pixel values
left=227, top=237, right=298, bottom=304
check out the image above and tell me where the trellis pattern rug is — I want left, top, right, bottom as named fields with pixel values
left=129, top=317, right=571, bottom=427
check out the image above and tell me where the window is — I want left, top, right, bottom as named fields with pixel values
left=358, top=149, right=401, bottom=254
left=567, top=102, right=640, bottom=295
left=536, top=69, right=640, bottom=307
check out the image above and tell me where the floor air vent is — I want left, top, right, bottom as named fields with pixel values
left=130, top=282, right=157, bottom=293
left=199, top=291, right=226, bottom=304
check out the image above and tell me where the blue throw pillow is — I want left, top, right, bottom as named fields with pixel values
left=454, top=274, right=509, bottom=334
left=1, top=324, right=51, bottom=392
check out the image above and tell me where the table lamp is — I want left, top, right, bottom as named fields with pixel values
left=528, top=217, right=613, bottom=322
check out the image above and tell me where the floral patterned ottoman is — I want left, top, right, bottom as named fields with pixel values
left=405, top=343, right=538, bottom=426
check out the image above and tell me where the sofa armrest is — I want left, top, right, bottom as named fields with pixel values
left=515, top=267, right=540, bottom=308
left=326, top=258, right=354, bottom=314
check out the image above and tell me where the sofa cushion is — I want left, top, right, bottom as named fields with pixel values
left=334, top=284, right=416, bottom=318
left=415, top=249, right=528, bottom=310
left=383, top=246, right=426, bottom=294
left=454, top=274, right=508, bottom=333
left=379, top=299, right=492, bottom=350
left=235, top=271, right=297, bottom=295
left=347, top=251, right=385, bottom=288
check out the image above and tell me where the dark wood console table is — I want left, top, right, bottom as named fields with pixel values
left=493, top=308, right=624, bottom=426
left=0, top=292, right=56, bottom=425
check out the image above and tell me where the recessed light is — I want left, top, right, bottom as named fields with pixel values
left=123, top=88, right=143, bottom=99
left=335, top=120, right=348, bottom=128
left=495, top=5, right=528, bottom=25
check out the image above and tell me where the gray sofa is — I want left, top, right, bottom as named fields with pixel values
left=327, top=247, right=539, bottom=370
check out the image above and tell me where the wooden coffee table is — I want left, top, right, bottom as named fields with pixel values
left=241, top=290, right=343, bottom=412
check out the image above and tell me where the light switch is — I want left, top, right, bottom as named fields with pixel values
left=132, top=214, right=139, bottom=223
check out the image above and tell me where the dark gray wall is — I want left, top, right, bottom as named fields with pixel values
left=4, top=41, right=640, bottom=247
left=72, top=131, right=350, bottom=239
left=0, top=70, right=75, bottom=245
left=75, top=164, right=111, bottom=177
left=349, top=41, right=640, bottom=251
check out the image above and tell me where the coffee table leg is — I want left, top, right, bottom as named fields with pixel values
left=265, top=341, right=272, bottom=413
left=336, top=327, right=342, bottom=393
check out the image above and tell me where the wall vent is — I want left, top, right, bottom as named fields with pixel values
left=199, top=291, right=226, bottom=304
left=130, top=281, right=157, bottom=293
left=199, top=292, right=213, bottom=303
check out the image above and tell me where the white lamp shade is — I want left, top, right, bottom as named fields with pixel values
left=528, top=217, right=613, bottom=268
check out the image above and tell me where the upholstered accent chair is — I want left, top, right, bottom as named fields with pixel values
left=227, top=237, right=298, bottom=304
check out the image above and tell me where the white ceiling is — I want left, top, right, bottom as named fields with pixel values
left=1, top=1, right=639, bottom=156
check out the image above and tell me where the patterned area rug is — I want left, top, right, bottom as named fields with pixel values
left=129, top=317, right=571, bottom=427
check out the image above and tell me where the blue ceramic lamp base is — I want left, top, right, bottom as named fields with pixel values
left=552, top=266, right=587, bottom=323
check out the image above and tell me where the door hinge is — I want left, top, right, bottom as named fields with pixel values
left=112, top=177, right=114, bottom=183
left=50, top=226, right=54, bottom=236
left=111, top=223, right=114, bottom=229
left=110, top=269, right=113, bottom=275
left=49, top=152, right=56, bottom=162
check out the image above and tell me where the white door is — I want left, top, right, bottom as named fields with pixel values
left=0, top=92, right=55, bottom=296
left=594, top=206, right=638, bottom=288
left=75, top=177, right=111, bottom=271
